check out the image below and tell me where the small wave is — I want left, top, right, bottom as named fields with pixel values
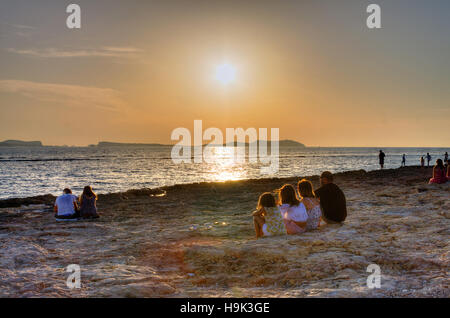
left=0, top=158, right=101, bottom=162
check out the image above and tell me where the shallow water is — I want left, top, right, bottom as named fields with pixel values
left=0, top=146, right=447, bottom=199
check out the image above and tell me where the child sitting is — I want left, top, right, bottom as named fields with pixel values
left=252, top=192, right=286, bottom=238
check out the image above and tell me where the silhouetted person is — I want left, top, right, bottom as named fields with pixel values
left=379, top=150, right=386, bottom=169
left=445, top=152, right=448, bottom=163
left=426, top=153, right=432, bottom=167
left=401, top=154, right=406, bottom=167
left=315, top=171, right=347, bottom=224
left=420, top=156, right=425, bottom=168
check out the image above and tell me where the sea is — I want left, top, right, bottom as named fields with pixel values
left=0, top=146, right=448, bottom=199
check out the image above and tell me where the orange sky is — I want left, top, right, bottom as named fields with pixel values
left=0, top=1, right=449, bottom=147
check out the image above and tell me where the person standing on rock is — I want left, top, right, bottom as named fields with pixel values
left=426, top=153, right=432, bottom=167
left=379, top=150, right=386, bottom=169
left=420, top=156, right=425, bottom=168
left=445, top=152, right=448, bottom=163
left=401, top=154, right=406, bottom=167
left=314, top=171, right=347, bottom=224
left=54, top=188, right=80, bottom=220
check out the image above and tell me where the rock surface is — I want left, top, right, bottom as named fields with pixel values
left=0, top=166, right=448, bottom=297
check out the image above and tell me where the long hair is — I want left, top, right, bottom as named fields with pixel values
left=279, top=184, right=300, bottom=206
left=257, top=192, right=276, bottom=209
left=297, top=179, right=315, bottom=198
left=81, top=185, right=97, bottom=202
left=436, top=159, right=444, bottom=170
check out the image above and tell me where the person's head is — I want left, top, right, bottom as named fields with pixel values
left=278, top=184, right=300, bottom=207
left=257, top=192, right=276, bottom=209
left=297, top=179, right=315, bottom=199
left=63, top=188, right=72, bottom=194
left=379, top=150, right=382, bottom=153
left=82, top=185, right=97, bottom=198
left=435, top=159, right=444, bottom=169
left=320, top=171, right=333, bottom=186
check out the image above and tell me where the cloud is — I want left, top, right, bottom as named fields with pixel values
left=0, top=22, right=36, bottom=37
left=6, top=46, right=143, bottom=59
left=10, top=24, right=35, bottom=30
left=0, top=80, right=126, bottom=112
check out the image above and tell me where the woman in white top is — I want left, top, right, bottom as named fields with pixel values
left=297, top=179, right=321, bottom=230
left=278, top=184, right=308, bottom=235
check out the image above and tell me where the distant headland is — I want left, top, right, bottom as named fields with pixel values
left=94, top=139, right=306, bottom=148
left=0, top=139, right=306, bottom=148
left=0, top=140, right=43, bottom=147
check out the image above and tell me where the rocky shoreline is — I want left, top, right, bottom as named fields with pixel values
left=0, top=166, right=449, bottom=297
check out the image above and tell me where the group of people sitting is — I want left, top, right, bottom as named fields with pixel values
left=54, top=186, right=99, bottom=220
left=429, top=158, right=450, bottom=184
left=252, top=171, right=347, bottom=238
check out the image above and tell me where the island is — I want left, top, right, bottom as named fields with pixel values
left=0, top=140, right=43, bottom=147
left=94, top=140, right=306, bottom=148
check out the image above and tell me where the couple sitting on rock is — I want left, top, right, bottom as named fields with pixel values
left=54, top=186, right=99, bottom=220
left=252, top=171, right=347, bottom=238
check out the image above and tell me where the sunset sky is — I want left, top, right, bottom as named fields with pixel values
left=0, top=0, right=449, bottom=147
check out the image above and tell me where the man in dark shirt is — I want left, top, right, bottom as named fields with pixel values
left=315, top=171, right=347, bottom=224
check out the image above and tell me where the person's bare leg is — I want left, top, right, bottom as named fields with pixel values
left=253, top=215, right=265, bottom=238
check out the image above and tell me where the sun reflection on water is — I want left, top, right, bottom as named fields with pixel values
left=204, top=146, right=247, bottom=182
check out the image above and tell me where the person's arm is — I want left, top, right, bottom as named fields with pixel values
left=289, top=204, right=308, bottom=228
left=432, top=166, right=437, bottom=178
left=73, top=196, right=79, bottom=211
left=292, top=220, right=307, bottom=228
left=252, top=207, right=264, bottom=217
left=301, top=198, right=312, bottom=211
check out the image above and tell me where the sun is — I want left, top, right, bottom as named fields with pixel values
left=215, top=63, right=236, bottom=85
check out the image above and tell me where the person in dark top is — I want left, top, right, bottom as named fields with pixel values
left=79, top=186, right=100, bottom=219
left=378, top=150, right=386, bottom=169
left=314, top=171, right=347, bottom=224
